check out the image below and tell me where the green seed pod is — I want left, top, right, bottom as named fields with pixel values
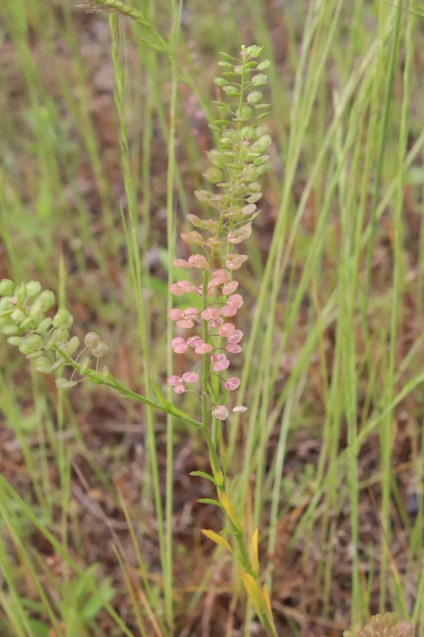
left=92, top=342, right=108, bottom=358
left=85, top=332, right=100, bottom=350
left=7, top=336, right=24, bottom=346
left=240, top=126, right=256, bottom=140
left=1, top=325, right=20, bottom=335
left=26, top=281, right=42, bottom=297
left=236, top=105, right=253, bottom=120
left=214, top=77, right=228, bottom=87
left=56, top=378, right=78, bottom=390
left=19, top=334, right=44, bottom=355
left=34, top=356, right=53, bottom=373
left=38, top=317, right=52, bottom=333
left=223, top=85, right=240, bottom=96
left=0, top=279, right=14, bottom=296
left=252, top=134, right=272, bottom=153
left=53, top=309, right=73, bottom=329
left=245, top=45, right=262, bottom=58
left=11, top=309, right=25, bottom=324
left=251, top=74, right=268, bottom=87
left=204, top=167, right=224, bottom=184
left=257, top=59, right=270, bottom=70
left=14, top=283, right=27, bottom=301
left=247, top=91, right=263, bottom=104
left=38, top=290, right=55, bottom=311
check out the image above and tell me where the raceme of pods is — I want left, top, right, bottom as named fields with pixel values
left=168, top=44, right=271, bottom=422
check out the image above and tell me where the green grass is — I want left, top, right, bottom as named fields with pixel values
left=1, top=0, right=424, bottom=635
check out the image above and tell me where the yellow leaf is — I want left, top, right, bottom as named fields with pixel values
left=219, top=492, right=241, bottom=529
left=201, top=529, right=232, bottom=553
left=241, top=573, right=264, bottom=618
left=251, top=528, right=259, bottom=574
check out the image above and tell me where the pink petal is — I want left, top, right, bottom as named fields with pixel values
left=174, top=384, right=186, bottom=394
left=212, top=357, right=230, bottom=372
left=219, top=323, right=235, bottom=337
left=168, top=375, right=183, bottom=386
left=213, top=405, right=229, bottom=420
left=211, top=269, right=230, bottom=285
left=169, top=283, right=185, bottom=296
left=225, top=377, right=240, bottom=390
left=222, top=280, right=239, bottom=295
left=182, top=372, right=200, bottom=383
left=232, top=405, right=247, bottom=413
left=183, top=307, right=199, bottom=319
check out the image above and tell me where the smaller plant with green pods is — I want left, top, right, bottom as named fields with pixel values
left=0, top=45, right=276, bottom=635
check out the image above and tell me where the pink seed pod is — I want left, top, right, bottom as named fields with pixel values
left=174, top=384, right=186, bottom=394
left=176, top=319, right=194, bottom=329
left=226, top=343, right=242, bottom=354
left=201, top=307, right=220, bottom=320
left=169, top=309, right=183, bottom=321
left=213, top=405, right=229, bottom=420
left=220, top=304, right=238, bottom=318
left=211, top=269, right=230, bottom=285
left=171, top=337, right=188, bottom=354
left=188, top=254, right=209, bottom=269
left=187, top=335, right=203, bottom=348
left=211, top=354, right=230, bottom=371
left=227, top=294, right=243, bottom=308
left=173, top=258, right=190, bottom=268
left=183, top=307, right=199, bottom=319
left=168, top=375, right=183, bottom=386
left=208, top=316, right=224, bottom=329
left=232, top=405, right=247, bottom=413
left=195, top=342, right=213, bottom=354
left=227, top=329, right=243, bottom=344
left=225, top=377, right=240, bottom=390
left=182, top=371, right=200, bottom=383
left=222, top=280, right=239, bottom=295
left=219, top=323, right=235, bottom=337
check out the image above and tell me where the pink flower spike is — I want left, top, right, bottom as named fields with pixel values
left=168, top=375, right=183, bottom=387
left=201, top=307, right=220, bottom=320
left=226, top=343, right=242, bottom=354
left=176, top=319, right=194, bottom=329
left=232, top=405, right=247, bottom=413
left=169, top=309, right=183, bottom=321
left=195, top=342, right=213, bottom=354
left=187, top=336, right=203, bottom=348
left=227, top=294, right=243, bottom=309
left=182, top=371, right=200, bottom=383
left=220, top=304, right=238, bottom=318
left=213, top=405, right=229, bottom=420
left=219, top=323, right=236, bottom=337
left=171, top=337, right=188, bottom=354
left=222, top=280, right=239, bottom=295
left=225, top=377, right=240, bottom=390
left=227, top=329, right=243, bottom=344
left=174, top=384, right=186, bottom=394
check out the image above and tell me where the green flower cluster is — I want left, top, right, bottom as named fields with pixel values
left=0, top=279, right=108, bottom=389
left=344, top=613, right=415, bottom=637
